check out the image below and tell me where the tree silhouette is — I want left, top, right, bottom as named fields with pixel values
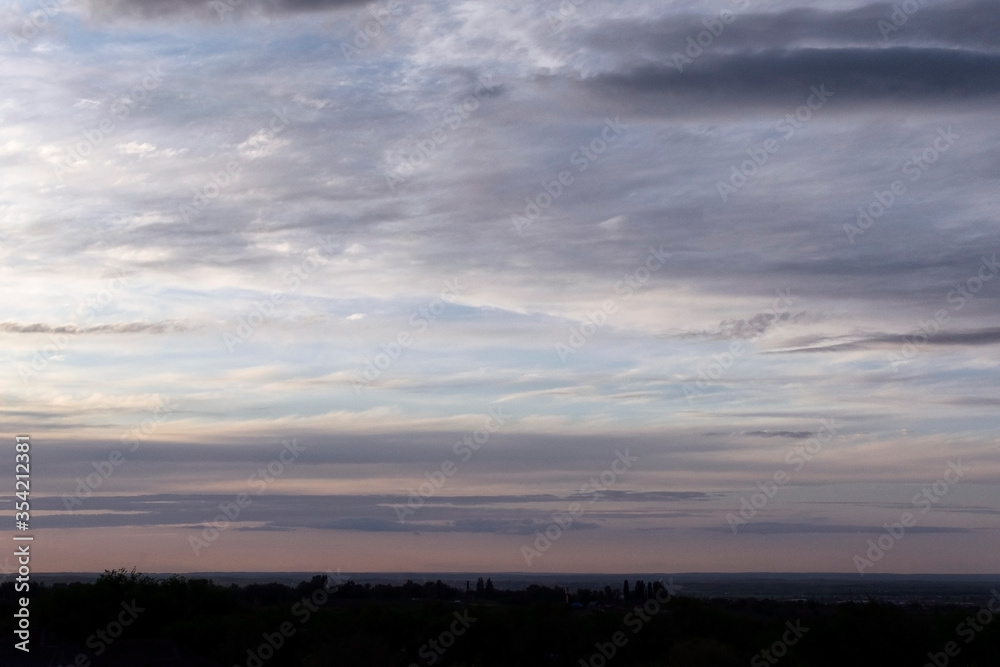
left=4, top=568, right=985, bottom=667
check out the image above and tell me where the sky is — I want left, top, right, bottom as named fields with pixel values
left=1, top=0, right=998, bottom=576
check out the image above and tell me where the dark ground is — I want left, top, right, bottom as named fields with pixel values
left=2, top=570, right=998, bottom=666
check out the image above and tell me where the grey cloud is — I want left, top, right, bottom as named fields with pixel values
left=32, top=491, right=713, bottom=515
left=0, top=321, right=192, bottom=335
left=34, top=494, right=615, bottom=534
left=772, top=327, right=1000, bottom=353
left=85, top=0, right=369, bottom=21
left=447, top=518, right=573, bottom=535
left=587, top=0, right=1000, bottom=55
left=39, top=433, right=671, bottom=469
left=942, top=397, right=1000, bottom=407
left=315, top=517, right=598, bottom=535
left=317, top=517, right=414, bottom=532
left=714, top=522, right=972, bottom=534
left=768, top=341, right=865, bottom=354
left=712, top=312, right=798, bottom=339
left=569, top=2, right=1000, bottom=113
left=663, top=312, right=800, bottom=342
left=567, top=490, right=715, bottom=502
left=582, top=48, right=1000, bottom=113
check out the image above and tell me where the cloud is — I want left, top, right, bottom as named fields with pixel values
left=772, top=327, right=1000, bottom=353
left=116, top=141, right=156, bottom=156
left=0, top=321, right=192, bottom=335
left=84, top=0, right=370, bottom=21
left=585, top=1, right=1000, bottom=54
left=567, top=490, right=715, bottom=502
left=237, top=129, right=289, bottom=160
left=115, top=141, right=187, bottom=159
left=317, top=517, right=412, bottom=532
left=35, top=494, right=610, bottom=534
left=743, top=430, right=815, bottom=439
left=568, top=1, right=1000, bottom=117
left=582, top=48, right=1000, bottom=114
left=715, top=522, right=973, bottom=535
left=314, top=517, right=590, bottom=534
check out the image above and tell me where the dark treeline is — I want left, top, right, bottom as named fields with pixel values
left=2, top=568, right=999, bottom=666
